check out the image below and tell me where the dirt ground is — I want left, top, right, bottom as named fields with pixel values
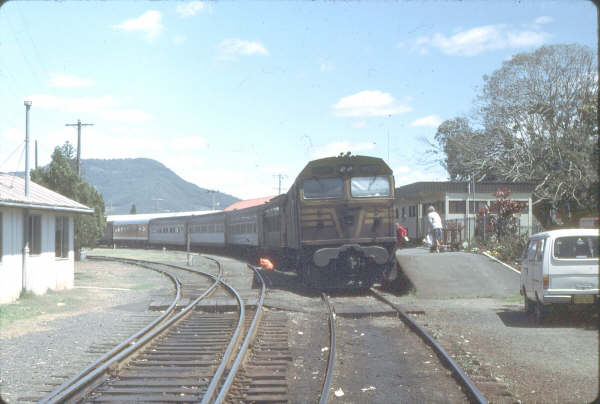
left=401, top=296, right=599, bottom=404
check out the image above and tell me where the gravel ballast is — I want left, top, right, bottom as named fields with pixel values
left=0, top=259, right=172, bottom=403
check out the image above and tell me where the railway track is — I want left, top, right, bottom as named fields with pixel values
left=38, top=256, right=267, bottom=404
left=319, top=288, right=488, bottom=404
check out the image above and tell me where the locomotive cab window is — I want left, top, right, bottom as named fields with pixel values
left=350, top=176, right=390, bottom=198
left=303, top=178, right=344, bottom=199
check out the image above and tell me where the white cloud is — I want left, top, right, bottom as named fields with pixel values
left=333, top=90, right=412, bottom=117
left=26, top=94, right=152, bottom=123
left=534, top=16, right=553, bottom=25
left=176, top=2, right=206, bottom=17
left=320, top=62, right=334, bottom=72
left=113, top=11, right=163, bottom=41
left=173, top=35, right=187, bottom=45
left=218, top=39, right=269, bottom=60
left=415, top=24, right=549, bottom=56
left=352, top=121, right=367, bottom=128
left=393, top=166, right=448, bottom=185
left=410, top=115, right=443, bottom=128
left=49, top=74, right=94, bottom=88
left=28, top=94, right=117, bottom=113
left=310, top=141, right=376, bottom=160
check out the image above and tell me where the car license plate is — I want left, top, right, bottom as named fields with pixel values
left=573, top=295, right=595, bottom=304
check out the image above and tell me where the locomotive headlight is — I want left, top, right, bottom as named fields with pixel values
left=340, top=166, right=346, bottom=173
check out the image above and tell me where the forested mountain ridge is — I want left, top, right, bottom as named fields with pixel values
left=81, top=158, right=239, bottom=214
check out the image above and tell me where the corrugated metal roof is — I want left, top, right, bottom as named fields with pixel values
left=0, top=173, right=93, bottom=213
left=224, top=196, right=275, bottom=211
left=107, top=210, right=220, bottom=224
left=396, top=181, right=536, bottom=195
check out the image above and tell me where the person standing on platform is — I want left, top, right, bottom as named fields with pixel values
left=426, top=206, right=443, bottom=253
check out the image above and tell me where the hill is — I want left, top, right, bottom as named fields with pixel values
left=81, top=158, right=239, bottom=214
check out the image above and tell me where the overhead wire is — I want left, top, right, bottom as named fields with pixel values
left=9, top=141, right=25, bottom=188
left=4, top=8, right=45, bottom=91
left=0, top=140, right=25, bottom=171
left=16, top=4, right=49, bottom=80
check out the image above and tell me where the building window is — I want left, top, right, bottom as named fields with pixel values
left=408, top=206, right=416, bottom=217
left=28, top=215, right=42, bottom=255
left=469, top=200, right=488, bottom=214
left=449, top=201, right=466, bottom=214
left=401, top=207, right=406, bottom=218
left=55, top=216, right=69, bottom=258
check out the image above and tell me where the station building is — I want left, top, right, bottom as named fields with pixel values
left=0, top=173, right=93, bottom=304
left=394, top=181, right=538, bottom=242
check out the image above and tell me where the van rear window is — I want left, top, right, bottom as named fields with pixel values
left=554, top=236, right=598, bottom=259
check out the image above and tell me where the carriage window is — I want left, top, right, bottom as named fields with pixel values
left=554, top=236, right=598, bottom=259
left=303, top=178, right=344, bottom=199
left=350, top=176, right=390, bottom=197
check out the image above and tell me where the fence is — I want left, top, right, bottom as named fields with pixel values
left=424, top=216, right=544, bottom=246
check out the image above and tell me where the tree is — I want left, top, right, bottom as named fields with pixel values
left=31, top=142, right=106, bottom=256
left=433, top=117, right=502, bottom=181
left=130, top=204, right=137, bottom=214
left=433, top=44, right=598, bottom=226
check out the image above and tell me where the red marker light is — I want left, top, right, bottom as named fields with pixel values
left=259, top=258, right=274, bottom=270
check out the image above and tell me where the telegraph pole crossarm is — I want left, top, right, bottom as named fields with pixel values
left=65, top=119, right=93, bottom=177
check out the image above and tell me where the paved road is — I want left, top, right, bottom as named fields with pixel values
left=396, top=248, right=520, bottom=299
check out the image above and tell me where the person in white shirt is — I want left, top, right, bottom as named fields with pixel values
left=426, top=206, right=443, bottom=253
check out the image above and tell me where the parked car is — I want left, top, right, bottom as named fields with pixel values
left=520, top=228, right=598, bottom=323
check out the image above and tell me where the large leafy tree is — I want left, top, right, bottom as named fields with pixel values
left=31, top=142, right=106, bottom=255
left=433, top=44, right=598, bottom=226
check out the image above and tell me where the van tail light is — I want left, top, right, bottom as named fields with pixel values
left=543, top=275, right=549, bottom=289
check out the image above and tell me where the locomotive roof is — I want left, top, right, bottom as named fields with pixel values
left=296, top=154, right=392, bottom=181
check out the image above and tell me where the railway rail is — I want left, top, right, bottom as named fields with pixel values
left=38, top=256, right=267, bottom=404
left=369, top=288, right=488, bottom=404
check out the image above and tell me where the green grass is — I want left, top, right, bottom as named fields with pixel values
left=0, top=289, right=86, bottom=329
left=502, top=295, right=523, bottom=303
left=86, top=248, right=188, bottom=263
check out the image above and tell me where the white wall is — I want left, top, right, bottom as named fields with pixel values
left=0, top=207, right=24, bottom=304
left=0, top=207, right=74, bottom=304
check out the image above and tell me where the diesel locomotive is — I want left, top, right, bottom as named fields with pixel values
left=279, top=153, right=397, bottom=287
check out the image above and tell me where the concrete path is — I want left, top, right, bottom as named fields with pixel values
left=396, top=248, right=520, bottom=299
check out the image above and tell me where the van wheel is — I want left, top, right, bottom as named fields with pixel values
left=534, top=301, right=546, bottom=324
left=523, top=292, right=534, bottom=314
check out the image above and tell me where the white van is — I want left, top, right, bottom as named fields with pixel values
left=520, top=228, right=598, bottom=323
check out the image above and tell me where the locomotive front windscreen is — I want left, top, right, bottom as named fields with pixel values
left=303, top=178, right=344, bottom=199
left=350, top=176, right=391, bottom=197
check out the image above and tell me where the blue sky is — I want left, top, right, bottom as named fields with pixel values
left=0, top=1, right=596, bottom=201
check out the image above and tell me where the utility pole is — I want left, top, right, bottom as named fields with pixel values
left=152, top=198, right=163, bottom=213
left=34, top=140, right=38, bottom=169
left=273, top=174, right=286, bottom=195
left=65, top=119, right=93, bottom=176
left=206, top=190, right=217, bottom=210
left=24, top=101, right=32, bottom=197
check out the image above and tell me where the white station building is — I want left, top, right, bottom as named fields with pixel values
left=0, top=173, right=93, bottom=304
